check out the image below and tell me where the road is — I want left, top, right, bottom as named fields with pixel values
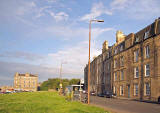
left=90, top=96, right=160, bottom=113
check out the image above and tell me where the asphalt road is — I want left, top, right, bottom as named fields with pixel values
left=90, top=96, right=160, bottom=113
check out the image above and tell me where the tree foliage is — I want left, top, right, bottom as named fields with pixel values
left=40, top=78, right=80, bottom=91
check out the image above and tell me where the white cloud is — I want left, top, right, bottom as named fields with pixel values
left=48, top=11, right=69, bottom=21
left=110, top=0, right=130, bottom=10
left=43, top=25, right=114, bottom=40
left=0, top=61, right=60, bottom=85
left=34, top=6, right=51, bottom=18
left=0, top=51, right=45, bottom=61
left=81, top=2, right=112, bottom=21
left=47, top=41, right=101, bottom=76
left=46, top=0, right=58, bottom=3
left=16, top=1, right=36, bottom=16
left=110, top=0, right=160, bottom=19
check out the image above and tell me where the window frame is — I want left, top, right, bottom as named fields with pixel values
left=114, top=59, right=117, bottom=68
left=145, top=83, right=150, bottom=96
left=114, top=72, right=117, bottom=81
left=144, top=31, right=150, bottom=39
left=145, top=45, right=150, bottom=58
left=145, top=64, right=150, bottom=77
left=135, top=37, right=139, bottom=43
left=120, top=56, right=124, bottom=66
left=134, top=84, right=138, bottom=96
left=134, top=67, right=139, bottom=78
left=134, top=50, right=139, bottom=62
left=120, top=70, right=124, bottom=80
left=120, top=85, right=124, bottom=96
left=113, top=86, right=116, bottom=95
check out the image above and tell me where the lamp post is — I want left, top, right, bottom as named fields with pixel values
left=88, top=19, right=104, bottom=104
left=59, top=62, right=67, bottom=95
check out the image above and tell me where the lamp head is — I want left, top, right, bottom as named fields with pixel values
left=97, top=20, right=104, bottom=22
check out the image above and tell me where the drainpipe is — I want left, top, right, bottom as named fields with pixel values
left=140, top=37, right=144, bottom=101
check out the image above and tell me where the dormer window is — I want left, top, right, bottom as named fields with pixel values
left=114, top=48, right=118, bottom=54
left=135, top=37, right=139, bottom=43
left=107, top=52, right=110, bottom=58
left=144, top=31, right=149, bottom=39
left=120, top=45, right=123, bottom=51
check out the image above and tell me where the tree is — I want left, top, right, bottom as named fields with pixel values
left=40, top=78, right=80, bottom=91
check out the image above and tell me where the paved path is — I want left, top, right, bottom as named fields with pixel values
left=90, top=96, right=160, bottom=113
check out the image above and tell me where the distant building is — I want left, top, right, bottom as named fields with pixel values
left=0, top=86, right=14, bottom=92
left=14, top=72, right=38, bottom=91
left=84, top=18, right=160, bottom=102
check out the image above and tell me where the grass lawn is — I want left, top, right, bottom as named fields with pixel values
left=0, top=91, right=109, bottom=113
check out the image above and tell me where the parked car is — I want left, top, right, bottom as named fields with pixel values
left=97, top=93, right=105, bottom=97
left=82, top=90, right=87, bottom=94
left=90, top=91, right=96, bottom=96
left=104, top=91, right=116, bottom=98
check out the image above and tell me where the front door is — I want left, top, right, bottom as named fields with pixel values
left=128, top=85, right=130, bottom=98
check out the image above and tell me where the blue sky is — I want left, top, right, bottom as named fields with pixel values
left=0, top=0, right=160, bottom=86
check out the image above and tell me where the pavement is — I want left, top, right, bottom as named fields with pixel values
left=90, top=96, right=160, bottom=113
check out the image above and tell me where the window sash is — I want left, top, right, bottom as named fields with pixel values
left=145, top=83, right=150, bottom=95
left=134, top=50, right=138, bottom=62
left=113, top=86, right=116, bottom=94
left=121, top=70, right=124, bottom=80
left=114, top=72, right=117, bottom=81
left=134, top=67, right=139, bottom=78
left=145, top=45, right=150, bottom=58
left=114, top=60, right=117, bottom=68
left=120, top=86, right=124, bottom=95
left=144, top=31, right=149, bottom=39
left=145, top=64, right=150, bottom=76
left=135, top=37, right=139, bottom=42
left=134, top=84, right=138, bottom=96
left=120, top=56, right=124, bottom=66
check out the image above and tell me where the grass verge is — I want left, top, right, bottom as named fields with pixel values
left=0, top=91, right=109, bottom=113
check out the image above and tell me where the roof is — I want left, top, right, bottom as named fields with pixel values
left=16, top=73, right=37, bottom=77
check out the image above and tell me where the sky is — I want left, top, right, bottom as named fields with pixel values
left=0, top=0, right=160, bottom=86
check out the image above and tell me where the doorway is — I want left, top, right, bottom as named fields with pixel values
left=128, top=85, right=130, bottom=98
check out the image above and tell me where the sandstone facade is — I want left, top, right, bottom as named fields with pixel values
left=84, top=18, right=160, bottom=102
left=14, top=72, right=38, bottom=91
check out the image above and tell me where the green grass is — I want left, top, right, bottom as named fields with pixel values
left=0, top=91, right=109, bottom=113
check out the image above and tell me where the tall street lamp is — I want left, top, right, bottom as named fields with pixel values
left=59, top=62, right=67, bottom=95
left=88, top=19, right=104, bottom=104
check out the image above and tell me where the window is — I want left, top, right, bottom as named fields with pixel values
left=113, top=86, right=116, bottom=95
left=107, top=63, right=110, bottom=70
left=108, top=51, right=111, bottom=58
left=134, top=67, right=139, bottom=78
left=120, top=56, right=124, bottom=66
left=145, top=64, right=150, bottom=76
left=135, top=37, right=139, bottom=43
left=145, top=83, right=150, bottom=96
left=134, top=84, right=138, bottom=96
left=145, top=45, right=150, bottom=58
left=114, top=59, right=117, bottom=68
left=114, top=72, right=117, bottom=81
left=144, top=31, right=149, bottom=39
left=120, top=70, right=124, bottom=80
left=120, top=85, right=124, bottom=96
left=120, top=45, right=123, bottom=51
left=134, top=50, right=139, bottom=62
left=114, top=48, right=118, bottom=54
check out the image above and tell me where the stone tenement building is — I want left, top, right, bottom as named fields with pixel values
left=84, top=18, right=160, bottom=102
left=14, top=72, right=38, bottom=91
